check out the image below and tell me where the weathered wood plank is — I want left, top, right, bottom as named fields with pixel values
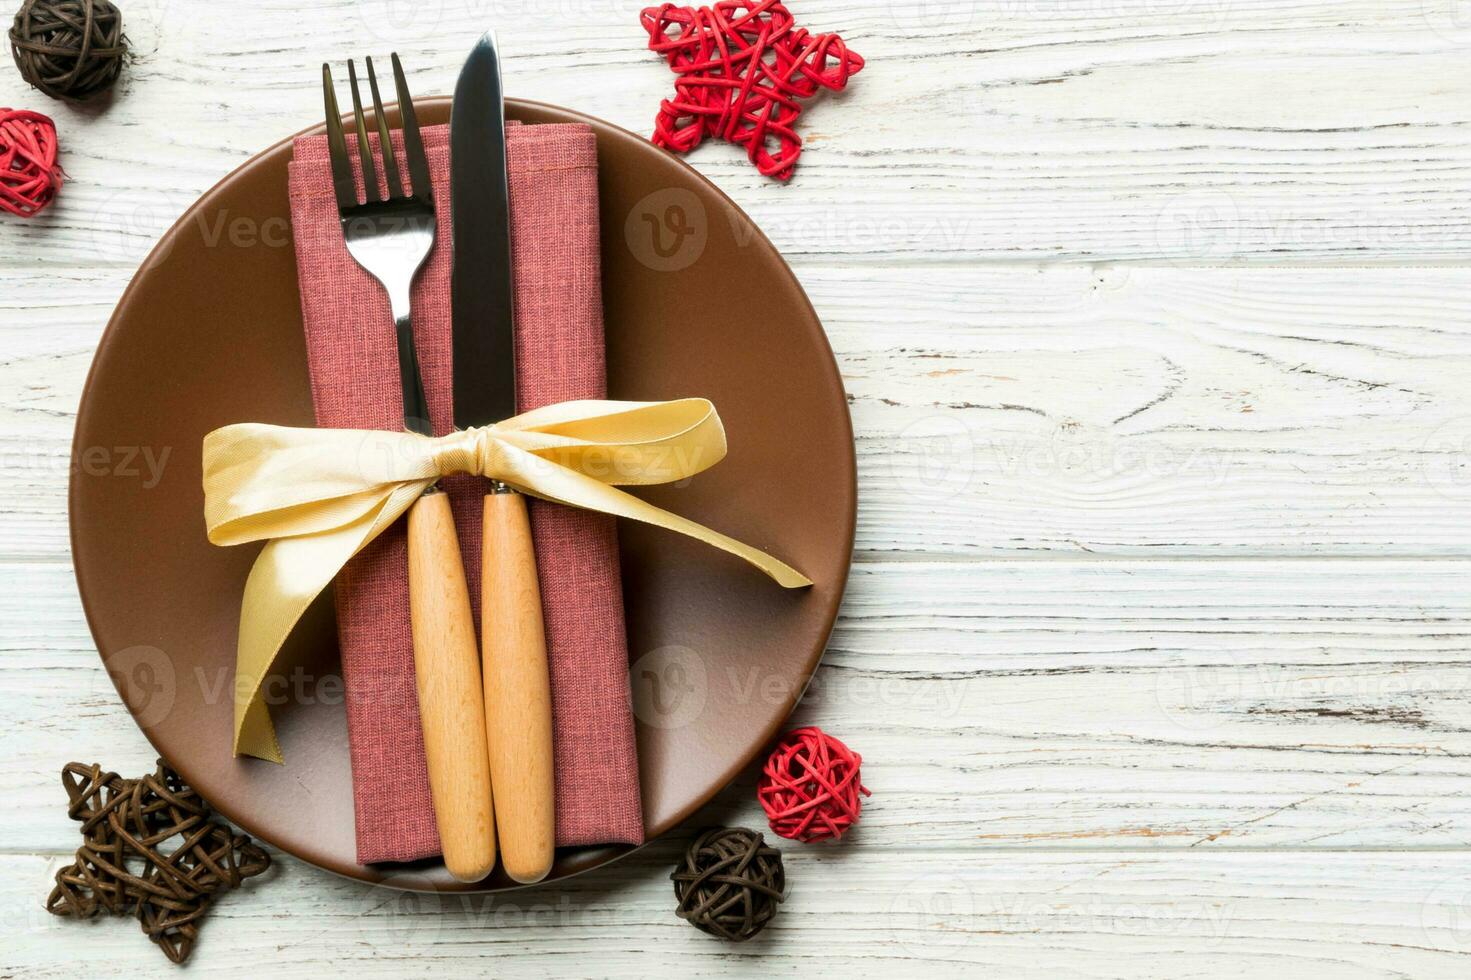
left=7, top=264, right=1471, bottom=558
left=5, top=849, right=1471, bottom=977
left=0, top=2, right=1469, bottom=265
left=7, top=558, right=1471, bottom=853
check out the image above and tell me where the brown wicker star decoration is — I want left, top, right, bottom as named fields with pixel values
left=44, top=760, right=271, bottom=964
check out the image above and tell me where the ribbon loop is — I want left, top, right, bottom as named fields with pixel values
left=202, top=397, right=811, bottom=763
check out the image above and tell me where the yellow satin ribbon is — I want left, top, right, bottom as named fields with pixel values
left=202, top=397, right=811, bottom=763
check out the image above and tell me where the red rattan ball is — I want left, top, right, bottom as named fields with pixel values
left=0, top=108, right=62, bottom=217
left=757, top=726, right=869, bottom=842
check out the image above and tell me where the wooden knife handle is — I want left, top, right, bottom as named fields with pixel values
left=481, top=489, right=555, bottom=884
left=407, top=490, right=497, bottom=883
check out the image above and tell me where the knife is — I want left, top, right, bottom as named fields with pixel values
left=451, top=32, right=555, bottom=885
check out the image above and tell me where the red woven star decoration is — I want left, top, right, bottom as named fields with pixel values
left=0, top=107, right=62, bottom=217
left=640, top=0, right=863, bottom=181
left=757, top=726, right=869, bottom=842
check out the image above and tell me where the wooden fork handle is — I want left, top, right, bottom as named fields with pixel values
left=480, top=489, right=555, bottom=884
left=407, top=490, right=496, bottom=883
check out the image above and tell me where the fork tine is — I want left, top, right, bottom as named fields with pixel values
left=391, top=53, right=432, bottom=201
left=322, top=64, right=357, bottom=212
left=365, top=57, right=403, bottom=200
left=347, top=60, right=382, bottom=203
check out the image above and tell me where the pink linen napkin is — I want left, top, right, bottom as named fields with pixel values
left=287, top=121, right=644, bottom=864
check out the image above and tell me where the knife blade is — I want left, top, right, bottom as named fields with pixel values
left=452, top=32, right=516, bottom=428
left=450, top=31, right=556, bottom=886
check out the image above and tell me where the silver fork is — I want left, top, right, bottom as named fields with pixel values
left=322, top=53, right=436, bottom=436
left=325, top=54, right=498, bottom=883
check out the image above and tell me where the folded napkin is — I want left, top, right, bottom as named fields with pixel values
left=287, top=122, right=644, bottom=864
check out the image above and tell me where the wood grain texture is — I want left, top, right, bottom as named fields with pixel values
left=480, top=492, right=554, bottom=885
left=408, top=491, right=496, bottom=882
left=6, top=558, right=1471, bottom=852
left=4, top=0, right=1471, bottom=974
left=6, top=265, right=1471, bottom=558
left=6, top=849, right=1471, bottom=977
left=2, top=3, right=1471, bottom=266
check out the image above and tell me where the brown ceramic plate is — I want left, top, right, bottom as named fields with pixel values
left=70, top=98, right=854, bottom=892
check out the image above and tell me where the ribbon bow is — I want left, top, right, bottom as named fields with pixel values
left=202, top=398, right=811, bottom=763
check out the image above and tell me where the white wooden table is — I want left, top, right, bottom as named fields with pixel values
left=5, top=2, right=1471, bottom=975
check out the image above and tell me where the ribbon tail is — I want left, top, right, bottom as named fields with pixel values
left=509, top=463, right=812, bottom=589
left=232, top=480, right=431, bottom=761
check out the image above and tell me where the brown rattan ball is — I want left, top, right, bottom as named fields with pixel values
left=671, top=827, right=785, bottom=941
left=10, top=0, right=126, bottom=101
